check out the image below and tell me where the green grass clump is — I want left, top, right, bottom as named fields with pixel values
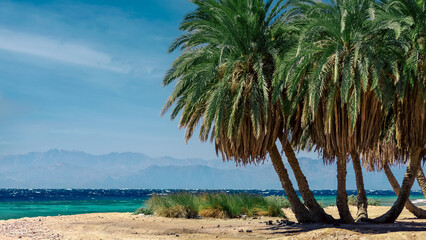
left=348, top=194, right=381, bottom=206
left=134, top=206, right=154, bottom=215
left=348, top=195, right=358, bottom=206
left=144, top=193, right=199, bottom=218
left=265, top=195, right=291, bottom=208
left=138, top=192, right=289, bottom=219
left=264, top=195, right=290, bottom=217
left=367, top=198, right=381, bottom=206
left=200, top=193, right=265, bottom=218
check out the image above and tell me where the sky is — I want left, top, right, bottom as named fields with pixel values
left=0, top=0, right=420, bottom=192
left=0, top=0, right=319, bottom=160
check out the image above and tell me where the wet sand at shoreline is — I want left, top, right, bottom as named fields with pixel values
left=0, top=206, right=425, bottom=239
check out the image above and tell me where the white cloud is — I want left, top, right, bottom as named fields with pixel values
left=0, top=28, right=131, bottom=73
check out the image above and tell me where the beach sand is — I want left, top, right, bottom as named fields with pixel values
left=0, top=206, right=425, bottom=240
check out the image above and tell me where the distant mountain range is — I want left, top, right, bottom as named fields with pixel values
left=0, top=149, right=419, bottom=190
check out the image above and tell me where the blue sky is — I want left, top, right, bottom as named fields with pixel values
left=0, top=0, right=320, bottom=160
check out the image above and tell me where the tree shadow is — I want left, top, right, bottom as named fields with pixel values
left=265, top=221, right=426, bottom=236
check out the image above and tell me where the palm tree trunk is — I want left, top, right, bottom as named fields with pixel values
left=374, top=147, right=422, bottom=223
left=336, top=155, right=354, bottom=223
left=416, top=167, right=426, bottom=199
left=351, top=152, right=368, bottom=221
left=269, top=144, right=315, bottom=223
left=282, top=141, right=335, bottom=223
left=384, top=163, right=426, bottom=218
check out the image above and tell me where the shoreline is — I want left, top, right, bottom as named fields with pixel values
left=1, top=189, right=425, bottom=221
left=1, top=206, right=425, bottom=239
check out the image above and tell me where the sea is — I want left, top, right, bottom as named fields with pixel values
left=0, top=189, right=425, bottom=220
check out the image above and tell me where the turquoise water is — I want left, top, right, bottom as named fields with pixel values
left=0, top=189, right=424, bottom=220
left=2, top=196, right=424, bottom=220
left=314, top=195, right=425, bottom=206
left=0, top=200, right=147, bottom=220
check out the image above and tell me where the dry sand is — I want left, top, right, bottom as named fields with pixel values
left=0, top=206, right=425, bottom=240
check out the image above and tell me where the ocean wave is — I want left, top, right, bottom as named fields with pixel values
left=0, top=189, right=424, bottom=202
left=412, top=199, right=426, bottom=205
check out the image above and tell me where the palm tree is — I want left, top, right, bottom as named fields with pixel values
left=161, top=0, right=330, bottom=223
left=368, top=0, right=425, bottom=223
left=361, top=125, right=426, bottom=222
left=417, top=166, right=426, bottom=198
left=372, top=147, right=424, bottom=223
left=383, top=163, right=426, bottom=218
left=276, top=0, right=395, bottom=223
left=365, top=114, right=425, bottom=224
left=351, top=152, right=368, bottom=220
left=362, top=137, right=426, bottom=219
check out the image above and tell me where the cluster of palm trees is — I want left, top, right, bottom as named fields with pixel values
left=162, top=0, right=425, bottom=224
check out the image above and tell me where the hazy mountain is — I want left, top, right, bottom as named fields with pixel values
left=0, top=149, right=419, bottom=190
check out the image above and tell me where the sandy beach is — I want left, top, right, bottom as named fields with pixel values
left=0, top=206, right=425, bottom=240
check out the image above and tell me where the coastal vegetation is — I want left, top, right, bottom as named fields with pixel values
left=134, top=193, right=289, bottom=218
left=134, top=193, right=383, bottom=219
left=347, top=195, right=381, bottom=207
left=162, top=0, right=425, bottom=225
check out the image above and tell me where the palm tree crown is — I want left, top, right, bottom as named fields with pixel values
left=162, top=0, right=287, bottom=165
left=275, top=0, right=402, bottom=162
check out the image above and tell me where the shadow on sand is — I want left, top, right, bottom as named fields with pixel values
left=265, top=221, right=426, bottom=236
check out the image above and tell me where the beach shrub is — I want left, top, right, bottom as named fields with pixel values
left=348, top=195, right=358, bottom=206
left=347, top=194, right=381, bottom=206
left=133, top=206, right=153, bottom=215
left=265, top=195, right=291, bottom=208
left=317, top=201, right=326, bottom=208
left=367, top=198, right=381, bottom=206
left=138, top=192, right=288, bottom=219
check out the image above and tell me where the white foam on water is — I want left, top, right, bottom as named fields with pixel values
left=412, top=199, right=426, bottom=204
